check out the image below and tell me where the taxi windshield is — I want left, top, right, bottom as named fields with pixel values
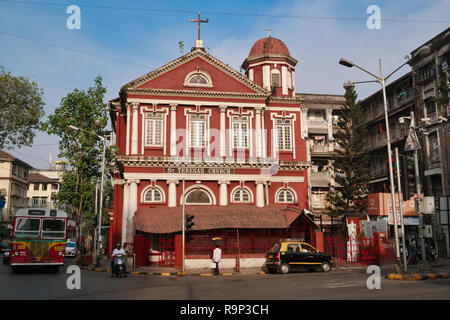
left=268, top=242, right=281, bottom=253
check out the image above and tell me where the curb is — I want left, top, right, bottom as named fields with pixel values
left=386, top=272, right=450, bottom=281
left=80, top=266, right=266, bottom=277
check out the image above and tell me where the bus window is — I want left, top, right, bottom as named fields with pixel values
left=14, top=218, right=41, bottom=238
left=41, top=219, right=66, bottom=239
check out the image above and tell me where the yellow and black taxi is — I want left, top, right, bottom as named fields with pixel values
left=265, top=239, right=335, bottom=274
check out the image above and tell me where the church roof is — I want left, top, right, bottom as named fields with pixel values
left=248, top=36, right=291, bottom=57
left=133, top=205, right=317, bottom=234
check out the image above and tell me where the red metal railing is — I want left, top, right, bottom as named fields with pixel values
left=324, top=235, right=377, bottom=265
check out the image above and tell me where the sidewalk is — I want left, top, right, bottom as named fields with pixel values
left=383, top=258, right=450, bottom=281
left=81, top=257, right=450, bottom=278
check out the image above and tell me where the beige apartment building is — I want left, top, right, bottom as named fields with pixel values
left=0, top=150, right=31, bottom=225
left=27, top=161, right=68, bottom=209
left=299, top=94, right=344, bottom=231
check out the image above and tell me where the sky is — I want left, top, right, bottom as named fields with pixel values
left=0, top=0, right=449, bottom=169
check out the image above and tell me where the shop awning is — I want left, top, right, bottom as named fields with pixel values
left=133, top=205, right=318, bottom=234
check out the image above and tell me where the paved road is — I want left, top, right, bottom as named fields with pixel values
left=1, top=258, right=449, bottom=300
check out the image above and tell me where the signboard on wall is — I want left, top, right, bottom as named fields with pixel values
left=164, top=167, right=235, bottom=175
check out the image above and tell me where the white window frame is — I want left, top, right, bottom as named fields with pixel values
left=276, top=118, right=293, bottom=151
left=231, top=186, right=253, bottom=203
left=141, top=185, right=165, bottom=203
left=144, top=112, right=164, bottom=147
left=232, top=115, right=249, bottom=149
left=275, top=188, right=297, bottom=204
left=183, top=70, right=213, bottom=88
left=189, top=114, right=207, bottom=148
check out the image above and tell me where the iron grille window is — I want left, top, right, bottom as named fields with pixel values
left=145, top=112, right=164, bottom=147
left=188, top=74, right=208, bottom=85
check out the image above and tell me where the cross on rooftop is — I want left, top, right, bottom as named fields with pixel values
left=190, top=12, right=209, bottom=41
left=265, top=28, right=272, bottom=37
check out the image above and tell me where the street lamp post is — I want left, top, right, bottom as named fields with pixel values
left=339, top=46, right=430, bottom=273
left=69, top=124, right=107, bottom=260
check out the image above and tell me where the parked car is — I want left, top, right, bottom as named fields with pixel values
left=0, top=241, right=10, bottom=254
left=65, top=241, right=76, bottom=257
left=3, top=248, right=10, bottom=265
left=265, top=239, right=335, bottom=274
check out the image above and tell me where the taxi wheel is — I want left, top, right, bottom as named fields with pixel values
left=321, top=262, right=331, bottom=272
left=279, top=263, right=290, bottom=274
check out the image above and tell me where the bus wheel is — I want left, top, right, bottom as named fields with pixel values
left=11, top=266, right=20, bottom=273
left=52, top=266, right=60, bottom=273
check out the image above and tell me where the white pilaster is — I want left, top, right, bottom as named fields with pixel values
left=127, top=180, right=139, bottom=243
left=167, top=180, right=178, bottom=207
left=131, top=103, right=139, bottom=155
left=170, top=104, right=177, bottom=157
left=219, top=105, right=227, bottom=157
left=326, top=109, right=333, bottom=140
left=255, top=107, right=262, bottom=158
left=282, top=66, right=288, bottom=95
left=219, top=180, right=229, bottom=206
left=262, top=65, right=270, bottom=90
left=126, top=104, right=131, bottom=155
left=249, top=68, right=254, bottom=82
left=121, top=182, right=130, bottom=245
left=291, top=70, right=296, bottom=97
left=256, top=182, right=265, bottom=207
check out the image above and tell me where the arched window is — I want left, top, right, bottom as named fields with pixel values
left=143, top=188, right=163, bottom=203
left=276, top=189, right=296, bottom=203
left=232, top=188, right=251, bottom=203
left=184, top=70, right=213, bottom=88
left=185, top=189, right=212, bottom=204
left=188, top=74, right=209, bottom=84
left=271, top=69, right=281, bottom=88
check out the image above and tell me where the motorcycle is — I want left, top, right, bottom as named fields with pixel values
left=112, top=254, right=126, bottom=278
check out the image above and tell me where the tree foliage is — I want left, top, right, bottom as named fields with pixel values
left=0, top=67, right=45, bottom=149
left=326, top=86, right=370, bottom=218
left=43, top=76, right=115, bottom=255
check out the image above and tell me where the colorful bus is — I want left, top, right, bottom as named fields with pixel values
left=10, top=208, right=68, bottom=272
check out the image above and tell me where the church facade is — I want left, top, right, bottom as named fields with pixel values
left=108, top=36, right=343, bottom=257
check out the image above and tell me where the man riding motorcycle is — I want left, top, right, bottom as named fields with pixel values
left=111, top=243, right=127, bottom=277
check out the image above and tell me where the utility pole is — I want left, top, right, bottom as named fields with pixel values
left=409, top=111, right=427, bottom=264
left=395, top=148, right=408, bottom=272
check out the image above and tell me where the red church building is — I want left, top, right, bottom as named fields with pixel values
left=108, top=36, right=334, bottom=268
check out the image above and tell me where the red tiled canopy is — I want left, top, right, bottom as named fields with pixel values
left=133, top=205, right=317, bottom=234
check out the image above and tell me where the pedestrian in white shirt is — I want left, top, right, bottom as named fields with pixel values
left=212, top=245, right=222, bottom=275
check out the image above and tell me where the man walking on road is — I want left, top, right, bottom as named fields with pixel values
left=212, top=244, right=222, bottom=275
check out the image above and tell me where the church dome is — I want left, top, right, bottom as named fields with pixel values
left=248, top=36, right=291, bottom=57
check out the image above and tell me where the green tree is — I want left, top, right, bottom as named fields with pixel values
left=43, top=76, right=115, bottom=257
left=326, top=86, right=369, bottom=221
left=0, top=67, right=45, bottom=149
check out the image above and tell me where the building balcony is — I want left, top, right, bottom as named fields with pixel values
left=311, top=192, right=329, bottom=210
left=310, top=171, right=331, bottom=187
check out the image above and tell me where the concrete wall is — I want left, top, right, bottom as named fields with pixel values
left=185, top=257, right=266, bottom=270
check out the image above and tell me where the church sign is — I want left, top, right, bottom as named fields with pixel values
left=164, top=167, right=235, bottom=175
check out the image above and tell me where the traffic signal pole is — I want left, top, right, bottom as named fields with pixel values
left=182, top=178, right=185, bottom=273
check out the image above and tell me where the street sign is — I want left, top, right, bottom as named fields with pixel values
left=404, top=128, right=421, bottom=152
